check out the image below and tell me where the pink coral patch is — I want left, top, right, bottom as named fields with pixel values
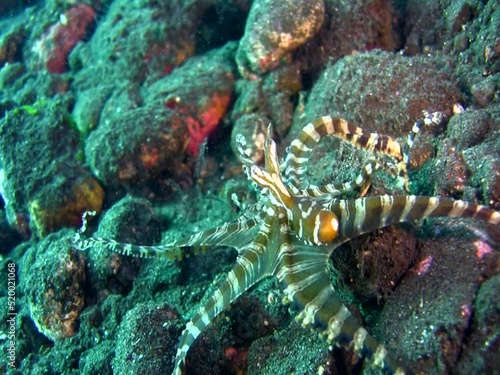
left=37, top=5, right=95, bottom=74
left=473, top=239, right=493, bottom=259
left=413, top=255, right=433, bottom=276
left=187, top=92, right=231, bottom=155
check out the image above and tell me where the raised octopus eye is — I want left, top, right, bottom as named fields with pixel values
left=315, top=210, right=339, bottom=244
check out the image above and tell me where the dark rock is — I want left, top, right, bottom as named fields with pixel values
left=455, top=273, right=500, bottom=375
left=402, top=0, right=479, bottom=50
left=85, top=195, right=161, bottom=295
left=0, top=0, right=34, bottom=16
left=446, top=109, right=491, bottom=150
left=374, top=234, right=486, bottom=374
left=293, top=51, right=461, bottom=139
left=333, top=226, right=419, bottom=302
left=85, top=106, right=190, bottom=189
left=112, top=302, right=182, bottom=375
left=453, top=33, right=469, bottom=53
left=0, top=25, right=25, bottom=67
left=0, top=209, right=22, bottom=254
left=23, top=232, right=86, bottom=341
left=247, top=320, right=330, bottom=375
left=462, top=141, right=500, bottom=209
left=300, top=0, right=402, bottom=68
left=434, top=139, right=471, bottom=198
left=471, top=76, right=496, bottom=107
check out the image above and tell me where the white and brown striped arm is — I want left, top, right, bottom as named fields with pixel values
left=74, top=214, right=262, bottom=260
left=282, top=116, right=406, bottom=190
left=298, top=155, right=386, bottom=197
left=402, top=111, right=443, bottom=165
left=282, top=113, right=443, bottom=195
left=172, top=207, right=280, bottom=375
left=328, top=195, right=499, bottom=243
left=274, top=242, right=405, bottom=375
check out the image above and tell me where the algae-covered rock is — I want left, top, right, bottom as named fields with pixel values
left=85, top=195, right=161, bottom=294
left=0, top=99, right=104, bottom=237
left=72, top=85, right=114, bottom=137
left=144, top=45, right=235, bottom=155
left=24, top=232, right=86, bottom=341
left=85, top=106, right=191, bottom=189
left=85, top=44, right=235, bottom=190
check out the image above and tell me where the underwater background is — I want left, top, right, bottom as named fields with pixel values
left=0, top=0, right=499, bottom=374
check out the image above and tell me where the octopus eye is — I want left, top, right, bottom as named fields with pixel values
left=317, top=210, right=339, bottom=244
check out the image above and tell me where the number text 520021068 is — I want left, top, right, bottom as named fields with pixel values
left=6, top=262, right=17, bottom=368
